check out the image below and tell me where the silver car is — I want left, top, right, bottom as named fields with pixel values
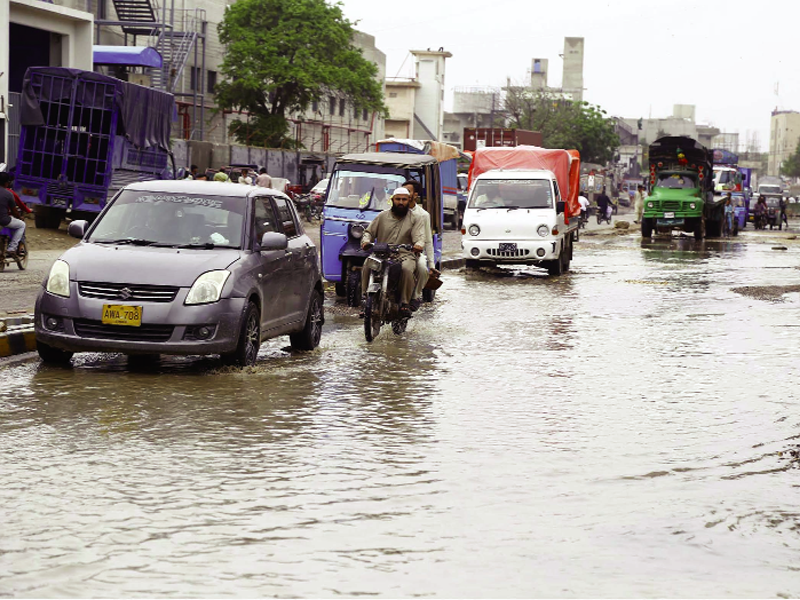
left=35, top=180, right=324, bottom=366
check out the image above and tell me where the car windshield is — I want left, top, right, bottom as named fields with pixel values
left=468, top=179, right=553, bottom=209
left=656, top=173, right=697, bottom=189
left=760, top=185, right=782, bottom=195
left=325, top=170, right=407, bottom=211
left=88, top=190, right=246, bottom=248
left=731, top=195, right=746, bottom=207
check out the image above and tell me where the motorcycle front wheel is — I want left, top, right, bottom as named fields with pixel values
left=364, top=293, right=382, bottom=342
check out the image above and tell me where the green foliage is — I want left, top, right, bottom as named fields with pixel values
left=780, top=138, right=800, bottom=178
left=504, top=88, right=620, bottom=164
left=215, top=0, right=386, bottom=148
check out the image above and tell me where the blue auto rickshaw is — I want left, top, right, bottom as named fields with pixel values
left=320, top=153, right=444, bottom=306
left=731, top=192, right=748, bottom=233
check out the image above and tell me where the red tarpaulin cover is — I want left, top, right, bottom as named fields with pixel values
left=468, top=146, right=582, bottom=221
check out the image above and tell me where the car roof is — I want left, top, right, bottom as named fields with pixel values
left=122, top=180, right=290, bottom=199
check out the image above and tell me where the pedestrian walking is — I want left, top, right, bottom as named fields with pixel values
left=723, top=194, right=734, bottom=237
left=779, top=196, right=789, bottom=230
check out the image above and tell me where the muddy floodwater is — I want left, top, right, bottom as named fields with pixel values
left=2, top=234, right=800, bottom=598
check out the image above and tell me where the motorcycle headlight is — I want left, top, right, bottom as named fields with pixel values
left=537, top=225, right=550, bottom=237
left=185, top=270, right=231, bottom=305
left=468, top=224, right=480, bottom=236
left=46, top=259, right=70, bottom=298
left=349, top=224, right=365, bottom=240
left=647, top=202, right=654, bottom=209
left=365, top=256, right=382, bottom=271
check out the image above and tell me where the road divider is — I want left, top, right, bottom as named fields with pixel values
left=0, top=315, right=36, bottom=358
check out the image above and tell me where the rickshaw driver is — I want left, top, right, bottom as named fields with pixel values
left=360, top=187, right=425, bottom=317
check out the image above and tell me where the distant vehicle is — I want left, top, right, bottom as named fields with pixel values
left=309, top=178, right=330, bottom=201
left=757, top=183, right=783, bottom=197
left=13, top=67, right=175, bottom=229
left=35, top=180, right=324, bottom=366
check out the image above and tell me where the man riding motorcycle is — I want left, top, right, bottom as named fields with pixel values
left=403, top=179, right=435, bottom=311
left=360, top=187, right=425, bottom=317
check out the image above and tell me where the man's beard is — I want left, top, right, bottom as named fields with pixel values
left=391, top=203, right=409, bottom=217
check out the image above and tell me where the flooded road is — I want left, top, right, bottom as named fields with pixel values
left=2, top=234, right=800, bottom=597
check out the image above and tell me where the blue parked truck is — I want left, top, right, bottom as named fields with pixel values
left=14, top=67, right=175, bottom=229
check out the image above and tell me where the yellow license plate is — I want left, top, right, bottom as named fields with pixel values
left=101, top=304, right=142, bottom=327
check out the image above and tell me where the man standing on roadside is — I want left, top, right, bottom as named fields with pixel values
left=0, top=172, right=25, bottom=257
left=633, top=185, right=645, bottom=224
left=255, top=168, right=272, bottom=188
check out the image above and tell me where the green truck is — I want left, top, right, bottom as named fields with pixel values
left=641, top=136, right=723, bottom=239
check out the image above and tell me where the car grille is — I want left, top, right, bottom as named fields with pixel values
left=73, top=319, right=174, bottom=342
left=660, top=200, right=682, bottom=211
left=78, top=282, right=179, bottom=303
left=488, top=248, right=531, bottom=258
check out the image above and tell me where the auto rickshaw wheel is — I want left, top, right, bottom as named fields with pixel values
left=346, top=269, right=362, bottom=307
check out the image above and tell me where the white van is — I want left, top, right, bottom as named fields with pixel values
left=461, top=170, right=578, bottom=276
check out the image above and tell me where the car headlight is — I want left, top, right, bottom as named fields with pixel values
left=185, top=270, right=231, bottom=305
left=689, top=203, right=696, bottom=210
left=467, top=224, right=480, bottom=236
left=537, top=224, right=550, bottom=237
left=349, top=224, right=365, bottom=240
left=365, top=255, right=382, bottom=271
left=647, top=201, right=654, bottom=209
left=46, top=259, right=70, bottom=298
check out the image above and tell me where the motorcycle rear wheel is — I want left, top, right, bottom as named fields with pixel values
left=364, top=293, right=382, bottom=342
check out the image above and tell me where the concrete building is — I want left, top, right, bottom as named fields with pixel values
left=711, top=132, right=740, bottom=153
left=561, top=37, right=584, bottom=103
left=768, top=110, right=800, bottom=176
left=530, top=58, right=548, bottom=91
left=384, top=48, right=451, bottom=143
left=1, top=0, right=94, bottom=163
left=441, top=86, right=502, bottom=148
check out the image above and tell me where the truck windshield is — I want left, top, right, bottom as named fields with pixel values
left=325, top=169, right=408, bottom=211
left=87, top=190, right=246, bottom=248
left=714, top=170, right=736, bottom=185
left=656, top=173, right=697, bottom=189
left=469, top=179, right=552, bottom=209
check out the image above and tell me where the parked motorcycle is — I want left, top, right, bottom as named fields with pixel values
left=362, top=242, right=415, bottom=342
left=0, top=228, right=28, bottom=272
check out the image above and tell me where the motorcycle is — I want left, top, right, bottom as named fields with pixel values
left=361, top=242, right=415, bottom=342
left=0, top=227, right=28, bottom=272
left=596, top=204, right=612, bottom=225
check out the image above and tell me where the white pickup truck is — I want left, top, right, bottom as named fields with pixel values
left=461, top=146, right=581, bottom=276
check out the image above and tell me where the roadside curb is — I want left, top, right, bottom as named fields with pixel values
left=441, top=257, right=465, bottom=270
left=0, top=315, right=36, bottom=358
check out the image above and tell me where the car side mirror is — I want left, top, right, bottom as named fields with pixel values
left=260, top=231, right=288, bottom=251
left=68, top=220, right=88, bottom=239
left=556, top=201, right=566, bottom=214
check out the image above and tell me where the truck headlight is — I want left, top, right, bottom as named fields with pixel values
left=468, top=224, right=480, bottom=236
left=46, top=259, right=70, bottom=298
left=689, top=203, right=696, bottom=210
left=185, top=270, right=231, bottom=305
left=537, top=225, right=550, bottom=237
left=647, top=202, right=654, bottom=209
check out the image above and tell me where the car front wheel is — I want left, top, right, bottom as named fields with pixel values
left=37, top=339, right=73, bottom=365
left=221, top=302, right=260, bottom=366
left=290, top=291, right=324, bottom=351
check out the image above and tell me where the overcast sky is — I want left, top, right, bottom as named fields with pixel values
left=339, top=0, right=799, bottom=152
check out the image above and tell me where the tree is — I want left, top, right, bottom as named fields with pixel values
left=215, top=0, right=386, bottom=148
left=503, top=87, right=620, bottom=164
left=780, top=138, right=800, bottom=178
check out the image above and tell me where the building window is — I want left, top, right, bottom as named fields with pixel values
left=312, top=100, right=319, bottom=113
left=329, top=96, right=336, bottom=115
left=190, top=66, right=200, bottom=91
left=339, top=98, right=345, bottom=117
left=207, top=70, right=217, bottom=94
left=389, top=92, right=398, bottom=98
left=363, top=108, right=368, bottom=121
